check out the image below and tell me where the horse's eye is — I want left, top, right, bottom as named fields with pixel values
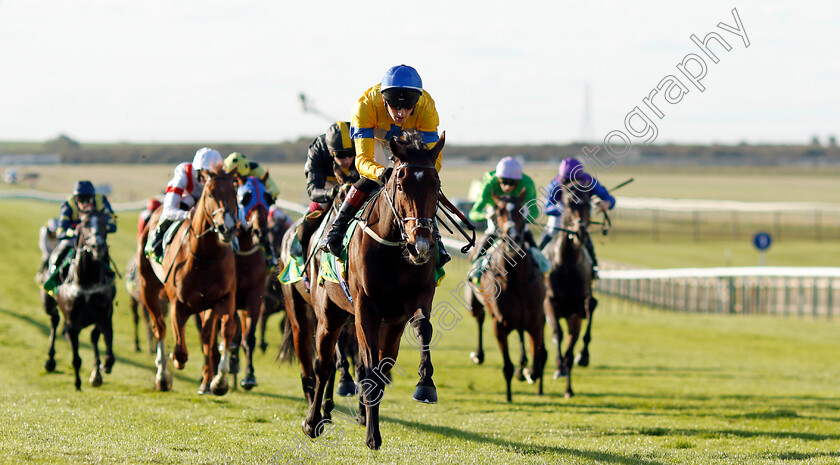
left=396, top=182, right=403, bottom=192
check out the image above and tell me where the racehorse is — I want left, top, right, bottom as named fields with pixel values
left=278, top=182, right=360, bottom=413
left=301, top=131, right=444, bottom=450
left=43, top=209, right=117, bottom=390
left=136, top=169, right=238, bottom=395
left=230, top=176, right=271, bottom=390
left=543, top=181, right=598, bottom=399
left=465, top=192, right=547, bottom=402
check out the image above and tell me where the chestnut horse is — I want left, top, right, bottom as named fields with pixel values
left=43, top=209, right=117, bottom=390
left=466, top=192, right=547, bottom=402
left=301, top=132, right=444, bottom=450
left=543, top=181, right=598, bottom=399
left=136, top=170, right=238, bottom=395
left=231, top=176, right=271, bottom=390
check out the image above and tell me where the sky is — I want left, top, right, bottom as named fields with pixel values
left=0, top=1, right=837, bottom=146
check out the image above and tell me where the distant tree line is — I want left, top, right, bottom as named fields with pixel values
left=0, top=134, right=838, bottom=165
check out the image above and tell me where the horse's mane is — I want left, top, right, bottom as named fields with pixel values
left=392, top=130, right=437, bottom=164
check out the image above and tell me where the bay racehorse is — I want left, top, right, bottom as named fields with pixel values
left=301, top=131, right=444, bottom=450
left=466, top=191, right=547, bottom=402
left=43, top=209, right=117, bottom=390
left=543, top=181, right=598, bottom=398
left=125, top=255, right=160, bottom=353
left=136, top=169, right=238, bottom=395
left=258, top=206, right=292, bottom=353
left=278, top=183, right=360, bottom=414
left=230, top=176, right=271, bottom=390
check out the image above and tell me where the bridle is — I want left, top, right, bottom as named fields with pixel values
left=379, top=161, right=439, bottom=244
left=191, top=178, right=234, bottom=240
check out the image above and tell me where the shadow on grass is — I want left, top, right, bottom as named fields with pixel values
left=381, top=415, right=666, bottom=465
left=637, top=426, right=840, bottom=442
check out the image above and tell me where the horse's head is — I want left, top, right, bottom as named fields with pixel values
left=76, top=209, right=109, bottom=262
left=492, top=189, right=528, bottom=247
left=386, top=131, right=444, bottom=265
left=237, top=176, right=270, bottom=245
left=200, top=170, right=238, bottom=244
left=561, top=181, right=592, bottom=245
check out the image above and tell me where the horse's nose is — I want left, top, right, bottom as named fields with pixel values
left=413, top=236, right=430, bottom=256
left=224, top=212, right=235, bottom=231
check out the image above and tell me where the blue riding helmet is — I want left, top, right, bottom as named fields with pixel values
left=73, top=180, right=96, bottom=196
left=381, top=65, right=423, bottom=109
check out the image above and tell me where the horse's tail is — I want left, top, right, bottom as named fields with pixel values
left=276, top=316, right=296, bottom=363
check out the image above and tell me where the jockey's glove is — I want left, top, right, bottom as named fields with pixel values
left=378, top=167, right=394, bottom=184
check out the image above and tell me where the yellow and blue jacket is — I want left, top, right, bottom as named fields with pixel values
left=351, top=84, right=441, bottom=180
left=57, top=194, right=117, bottom=238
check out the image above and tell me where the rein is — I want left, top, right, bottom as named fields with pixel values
left=373, top=162, right=437, bottom=247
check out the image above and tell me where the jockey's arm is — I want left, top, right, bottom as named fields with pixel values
left=161, top=166, right=191, bottom=221
left=544, top=179, right=564, bottom=217
left=468, top=175, right=495, bottom=222
left=100, top=196, right=118, bottom=233
left=520, top=175, right=540, bottom=223
left=591, top=179, right=616, bottom=210
left=250, top=162, right=281, bottom=200
left=305, top=141, right=334, bottom=204
left=56, top=200, right=75, bottom=238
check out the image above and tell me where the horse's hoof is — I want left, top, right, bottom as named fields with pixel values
left=366, top=433, right=382, bottom=450
left=337, top=380, right=357, bottom=397
left=470, top=351, right=484, bottom=365
left=553, top=369, right=567, bottom=380
left=155, top=371, right=173, bottom=391
left=240, top=374, right=258, bottom=390
left=229, top=356, right=240, bottom=376
left=210, top=375, right=229, bottom=396
left=514, top=367, right=526, bottom=382
left=259, top=342, right=268, bottom=354
left=413, top=385, right=438, bottom=404
left=565, top=390, right=574, bottom=399
left=357, top=413, right=367, bottom=426
left=134, top=345, right=141, bottom=353
left=102, top=359, right=115, bottom=375
left=576, top=353, right=589, bottom=367
left=198, top=381, right=211, bottom=395
left=172, top=356, right=186, bottom=371
left=522, top=368, right=538, bottom=384
left=90, top=370, right=103, bottom=387
left=44, top=359, right=56, bottom=373
left=302, top=417, right=321, bottom=439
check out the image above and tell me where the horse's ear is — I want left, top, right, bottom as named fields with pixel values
left=389, top=136, right=406, bottom=161
left=430, top=131, right=445, bottom=160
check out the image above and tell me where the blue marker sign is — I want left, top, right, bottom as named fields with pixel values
left=753, top=232, right=772, bottom=251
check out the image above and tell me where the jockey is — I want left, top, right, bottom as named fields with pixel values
left=467, top=157, right=546, bottom=281
left=137, top=197, right=162, bottom=239
left=268, top=205, right=294, bottom=234
left=319, top=64, right=450, bottom=266
left=147, top=147, right=223, bottom=261
left=540, top=157, right=615, bottom=278
left=289, top=121, right=360, bottom=261
left=222, top=152, right=281, bottom=202
left=37, top=217, right=60, bottom=278
left=44, top=180, right=117, bottom=286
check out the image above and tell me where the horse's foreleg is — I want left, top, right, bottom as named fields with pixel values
left=170, top=301, right=191, bottom=370
left=130, top=296, right=141, bottom=352
left=89, top=327, right=103, bottom=387
left=564, top=315, right=582, bottom=399
left=494, top=321, right=514, bottom=403
left=101, top=308, right=116, bottom=374
left=240, top=294, right=261, bottom=390
left=302, top=314, right=343, bottom=440
left=209, top=295, right=236, bottom=396
left=66, top=323, right=82, bottom=391
left=143, top=302, right=156, bottom=354
left=411, top=311, right=437, bottom=404
left=289, top=297, right=316, bottom=404
left=514, top=330, right=528, bottom=382
left=469, top=290, right=485, bottom=365
left=356, top=314, right=383, bottom=450
left=335, top=326, right=356, bottom=397
left=44, top=294, right=60, bottom=372
left=545, top=301, right=565, bottom=379
left=577, top=296, right=597, bottom=367
left=524, top=320, right=548, bottom=395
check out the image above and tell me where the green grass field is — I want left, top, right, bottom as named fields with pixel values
left=1, top=164, right=839, bottom=464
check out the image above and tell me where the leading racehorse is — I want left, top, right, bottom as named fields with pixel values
left=301, top=132, right=444, bottom=450
left=136, top=169, right=238, bottom=395
left=43, top=209, right=117, bottom=390
left=543, top=181, right=598, bottom=399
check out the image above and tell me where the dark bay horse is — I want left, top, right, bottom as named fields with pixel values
left=136, top=170, right=238, bottom=395
left=258, top=207, right=291, bottom=353
left=231, top=176, right=271, bottom=390
left=278, top=183, right=359, bottom=411
left=43, top=210, right=116, bottom=390
left=543, top=181, right=598, bottom=399
left=302, top=132, right=444, bottom=450
left=466, top=192, right=547, bottom=402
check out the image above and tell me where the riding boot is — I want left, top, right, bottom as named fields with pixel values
left=291, top=210, right=323, bottom=260
left=538, top=232, right=554, bottom=250
left=319, top=187, right=367, bottom=256
left=584, top=235, right=599, bottom=279
left=434, top=229, right=451, bottom=267
left=524, top=229, right=538, bottom=249
left=150, top=218, right=174, bottom=261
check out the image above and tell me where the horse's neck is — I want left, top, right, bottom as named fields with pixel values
left=189, top=196, right=225, bottom=257
left=367, top=189, right=401, bottom=242
left=73, top=249, right=103, bottom=286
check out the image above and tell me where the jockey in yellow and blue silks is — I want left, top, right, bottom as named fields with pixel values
left=44, top=180, right=117, bottom=286
left=467, top=157, right=548, bottom=281
left=319, top=64, right=450, bottom=265
left=540, top=157, right=615, bottom=277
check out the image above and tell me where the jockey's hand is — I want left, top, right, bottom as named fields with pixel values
left=378, top=167, right=394, bottom=184
left=328, top=184, right=339, bottom=199
left=187, top=207, right=196, bottom=220
left=594, top=198, right=610, bottom=213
